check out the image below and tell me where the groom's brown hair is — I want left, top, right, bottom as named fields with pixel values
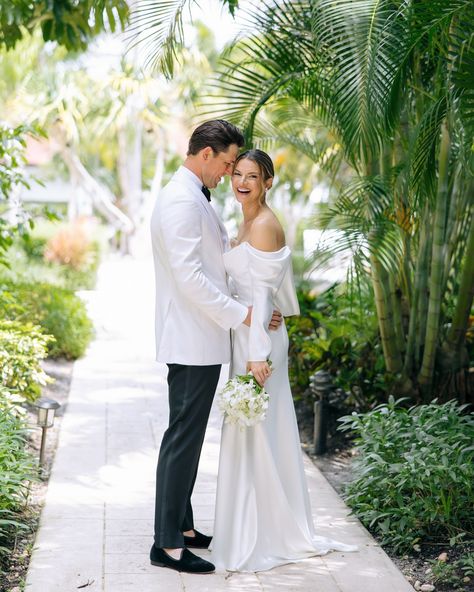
left=187, top=120, right=245, bottom=156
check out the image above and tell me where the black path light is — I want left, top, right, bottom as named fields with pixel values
left=310, top=370, right=333, bottom=455
left=34, top=397, right=61, bottom=468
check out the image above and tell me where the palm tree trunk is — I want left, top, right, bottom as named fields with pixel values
left=404, top=207, right=431, bottom=375
left=441, top=166, right=462, bottom=292
left=444, top=211, right=474, bottom=356
left=389, top=273, right=405, bottom=356
left=418, top=121, right=451, bottom=396
left=370, top=254, right=404, bottom=374
left=415, top=226, right=431, bottom=369
left=59, top=144, right=134, bottom=235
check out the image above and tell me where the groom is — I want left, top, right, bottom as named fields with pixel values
left=150, top=120, right=262, bottom=574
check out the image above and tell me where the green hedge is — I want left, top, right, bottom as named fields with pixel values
left=0, top=321, right=52, bottom=404
left=339, top=398, right=474, bottom=552
left=0, top=280, right=94, bottom=359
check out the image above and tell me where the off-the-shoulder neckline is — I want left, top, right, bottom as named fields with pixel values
left=230, top=241, right=289, bottom=255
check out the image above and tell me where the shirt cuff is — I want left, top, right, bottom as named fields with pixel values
left=230, top=302, right=249, bottom=329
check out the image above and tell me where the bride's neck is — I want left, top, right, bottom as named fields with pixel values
left=242, top=200, right=266, bottom=222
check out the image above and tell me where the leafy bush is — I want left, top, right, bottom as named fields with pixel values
left=287, top=283, right=387, bottom=408
left=44, top=220, right=93, bottom=269
left=0, top=123, right=37, bottom=268
left=14, top=219, right=103, bottom=290
left=19, top=234, right=48, bottom=261
left=430, top=552, right=474, bottom=589
left=0, top=410, right=37, bottom=557
left=339, top=398, right=474, bottom=552
left=0, top=280, right=94, bottom=359
left=0, top=321, right=53, bottom=404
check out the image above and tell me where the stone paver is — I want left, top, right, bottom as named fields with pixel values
left=25, top=256, right=414, bottom=592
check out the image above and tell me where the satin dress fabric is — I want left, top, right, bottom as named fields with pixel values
left=210, top=242, right=356, bottom=572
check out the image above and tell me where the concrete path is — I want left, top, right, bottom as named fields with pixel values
left=25, top=256, right=413, bottom=592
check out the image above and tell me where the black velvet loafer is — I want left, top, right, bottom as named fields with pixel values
left=150, top=545, right=215, bottom=574
left=183, top=529, right=213, bottom=549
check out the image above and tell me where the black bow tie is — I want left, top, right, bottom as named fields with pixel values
left=201, top=186, right=211, bottom=201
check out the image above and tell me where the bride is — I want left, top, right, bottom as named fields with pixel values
left=211, top=149, right=356, bottom=572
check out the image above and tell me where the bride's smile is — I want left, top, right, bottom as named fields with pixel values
left=232, top=158, right=271, bottom=204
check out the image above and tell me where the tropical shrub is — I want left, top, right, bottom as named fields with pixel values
left=338, top=398, right=474, bottom=552
left=0, top=321, right=52, bottom=404
left=19, top=234, right=48, bottom=261
left=0, top=280, right=93, bottom=359
left=429, top=552, right=474, bottom=589
left=287, top=285, right=388, bottom=409
left=0, top=409, right=37, bottom=558
left=15, top=219, right=103, bottom=290
left=44, top=220, right=92, bottom=268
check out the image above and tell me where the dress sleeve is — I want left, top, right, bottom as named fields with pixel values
left=246, top=244, right=299, bottom=362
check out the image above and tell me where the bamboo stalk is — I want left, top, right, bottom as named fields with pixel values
left=389, top=273, right=406, bottom=356
left=415, top=229, right=431, bottom=368
left=370, top=254, right=404, bottom=374
left=441, top=166, right=460, bottom=290
left=404, top=207, right=430, bottom=374
left=444, top=211, right=474, bottom=353
left=418, top=121, right=451, bottom=395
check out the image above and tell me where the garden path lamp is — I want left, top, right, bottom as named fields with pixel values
left=311, top=370, right=332, bottom=455
left=34, top=397, right=61, bottom=468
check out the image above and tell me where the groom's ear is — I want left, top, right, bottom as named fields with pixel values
left=200, top=146, right=213, bottom=161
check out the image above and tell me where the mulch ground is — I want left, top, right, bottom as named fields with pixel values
left=0, top=358, right=73, bottom=592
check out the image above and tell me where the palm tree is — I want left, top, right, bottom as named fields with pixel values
left=205, top=0, right=474, bottom=401
left=114, top=0, right=474, bottom=400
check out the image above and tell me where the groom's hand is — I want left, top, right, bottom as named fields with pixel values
left=269, top=310, right=282, bottom=331
left=243, top=307, right=282, bottom=330
left=243, top=306, right=253, bottom=326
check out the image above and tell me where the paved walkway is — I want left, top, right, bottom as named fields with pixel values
left=25, top=256, right=413, bottom=592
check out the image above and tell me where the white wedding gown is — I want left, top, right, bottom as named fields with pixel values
left=211, top=242, right=356, bottom=572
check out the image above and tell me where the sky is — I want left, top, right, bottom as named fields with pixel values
left=83, top=0, right=247, bottom=77
left=187, top=0, right=243, bottom=49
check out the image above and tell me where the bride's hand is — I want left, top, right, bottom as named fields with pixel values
left=247, top=361, right=272, bottom=386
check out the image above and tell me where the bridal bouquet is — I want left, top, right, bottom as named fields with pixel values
left=217, top=372, right=270, bottom=428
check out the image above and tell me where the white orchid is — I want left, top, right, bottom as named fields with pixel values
left=217, top=373, right=270, bottom=429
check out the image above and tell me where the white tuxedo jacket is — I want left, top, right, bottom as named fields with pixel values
left=150, top=166, right=248, bottom=365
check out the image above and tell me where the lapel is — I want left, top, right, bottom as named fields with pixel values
left=172, top=168, right=226, bottom=253
left=203, top=200, right=228, bottom=253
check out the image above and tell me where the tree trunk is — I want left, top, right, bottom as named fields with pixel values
left=443, top=211, right=474, bottom=359
left=389, top=273, right=405, bottom=357
left=370, top=255, right=404, bottom=374
left=118, top=110, right=143, bottom=224
left=418, top=121, right=451, bottom=397
left=55, top=136, right=133, bottom=237
left=404, top=207, right=431, bottom=375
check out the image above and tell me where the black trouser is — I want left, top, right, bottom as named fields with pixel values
left=154, top=363, right=221, bottom=548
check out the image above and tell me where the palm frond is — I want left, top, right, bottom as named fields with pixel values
left=125, top=0, right=190, bottom=77
left=317, top=174, right=405, bottom=275
left=209, top=0, right=407, bottom=166
left=449, top=7, right=474, bottom=165
left=409, top=96, right=447, bottom=206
